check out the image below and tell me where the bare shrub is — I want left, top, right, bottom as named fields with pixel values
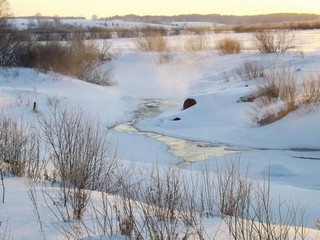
left=252, top=67, right=298, bottom=125
left=82, top=67, right=115, bottom=86
left=156, top=52, right=172, bottom=65
left=135, top=33, right=168, bottom=52
left=37, top=158, right=312, bottom=240
left=212, top=160, right=310, bottom=239
left=0, top=32, right=30, bottom=66
left=301, top=74, right=320, bottom=106
left=216, top=37, right=241, bottom=54
left=62, top=39, right=107, bottom=79
left=198, top=163, right=216, bottom=217
left=251, top=70, right=320, bottom=125
left=80, top=163, right=212, bottom=239
left=0, top=115, right=44, bottom=179
left=235, top=60, right=265, bottom=81
left=219, top=70, right=232, bottom=83
left=96, top=40, right=113, bottom=61
left=111, top=165, right=202, bottom=239
left=25, top=182, right=45, bottom=237
left=90, top=193, right=122, bottom=238
left=39, top=105, right=117, bottom=220
left=47, top=95, right=61, bottom=107
left=140, top=26, right=168, bottom=37
left=184, top=33, right=209, bottom=51
left=124, top=166, right=186, bottom=239
left=115, top=197, right=136, bottom=237
left=262, top=66, right=297, bottom=107
left=0, top=0, right=11, bottom=27
left=316, top=218, right=320, bottom=230
left=226, top=179, right=308, bottom=240
left=32, top=42, right=72, bottom=72
left=0, top=219, right=12, bottom=240
left=254, top=30, right=295, bottom=53
left=215, top=159, right=253, bottom=218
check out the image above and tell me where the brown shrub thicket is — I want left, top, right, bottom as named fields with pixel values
left=249, top=67, right=320, bottom=125
left=216, top=37, right=241, bottom=54
left=135, top=33, right=168, bottom=52
left=0, top=35, right=114, bottom=85
left=232, top=21, right=320, bottom=33
left=251, top=67, right=298, bottom=125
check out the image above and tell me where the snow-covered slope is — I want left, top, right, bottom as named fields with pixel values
left=0, top=30, right=319, bottom=239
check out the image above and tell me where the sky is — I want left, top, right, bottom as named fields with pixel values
left=9, top=0, right=320, bottom=19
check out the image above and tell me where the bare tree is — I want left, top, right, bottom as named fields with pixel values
left=53, top=15, right=61, bottom=28
left=91, top=14, right=98, bottom=20
left=35, top=12, right=42, bottom=27
left=0, top=0, right=11, bottom=28
left=0, top=0, right=12, bottom=66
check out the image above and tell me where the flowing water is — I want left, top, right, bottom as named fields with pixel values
left=112, top=99, right=236, bottom=165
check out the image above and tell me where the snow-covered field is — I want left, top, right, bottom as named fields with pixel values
left=0, top=28, right=320, bottom=239
left=9, top=18, right=223, bottom=31
left=9, top=18, right=159, bottom=30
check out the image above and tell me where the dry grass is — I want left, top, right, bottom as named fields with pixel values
left=250, top=68, right=320, bottom=125
left=301, top=74, right=320, bottom=106
left=235, top=60, right=265, bottom=81
left=216, top=37, right=242, bottom=54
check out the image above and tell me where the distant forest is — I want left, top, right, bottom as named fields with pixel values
left=108, top=13, right=320, bottom=25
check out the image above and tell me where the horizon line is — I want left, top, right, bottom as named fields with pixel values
left=10, top=12, right=320, bottom=19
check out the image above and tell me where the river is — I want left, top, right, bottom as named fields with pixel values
left=112, top=99, right=237, bottom=165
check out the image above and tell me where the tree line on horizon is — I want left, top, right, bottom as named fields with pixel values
left=105, top=13, right=320, bottom=25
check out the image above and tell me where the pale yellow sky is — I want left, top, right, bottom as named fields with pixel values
left=9, top=0, right=320, bottom=18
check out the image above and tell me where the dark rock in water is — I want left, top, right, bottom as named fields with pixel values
left=183, top=98, right=196, bottom=110
left=172, top=117, right=181, bottom=121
